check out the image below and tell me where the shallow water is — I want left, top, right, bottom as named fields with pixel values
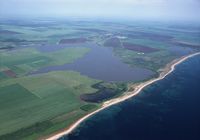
left=61, top=54, right=200, bottom=140
left=32, top=43, right=155, bottom=82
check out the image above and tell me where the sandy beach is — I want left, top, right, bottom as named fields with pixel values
left=45, top=52, right=200, bottom=140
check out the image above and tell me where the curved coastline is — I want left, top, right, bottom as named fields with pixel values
left=45, top=52, right=200, bottom=140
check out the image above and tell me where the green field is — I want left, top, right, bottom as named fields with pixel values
left=0, top=71, right=100, bottom=139
left=0, top=47, right=90, bottom=78
left=113, top=47, right=178, bottom=71
left=0, top=23, right=117, bottom=139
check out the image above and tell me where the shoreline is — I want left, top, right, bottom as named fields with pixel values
left=45, top=52, right=200, bottom=140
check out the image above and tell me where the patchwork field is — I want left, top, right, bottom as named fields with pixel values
left=0, top=71, right=100, bottom=139
left=122, top=42, right=159, bottom=53
left=0, top=47, right=90, bottom=79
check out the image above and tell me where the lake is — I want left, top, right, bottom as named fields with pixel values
left=32, top=43, right=155, bottom=82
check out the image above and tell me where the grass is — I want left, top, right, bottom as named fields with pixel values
left=0, top=71, right=101, bottom=139
left=80, top=104, right=98, bottom=112
left=0, top=72, right=8, bottom=80
left=113, top=47, right=178, bottom=72
left=125, top=38, right=169, bottom=50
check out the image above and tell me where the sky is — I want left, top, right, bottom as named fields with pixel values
left=0, top=0, right=200, bottom=21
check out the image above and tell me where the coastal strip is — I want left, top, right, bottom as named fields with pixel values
left=45, top=52, right=200, bottom=140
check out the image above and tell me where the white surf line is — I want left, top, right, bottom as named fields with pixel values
left=45, top=52, right=200, bottom=140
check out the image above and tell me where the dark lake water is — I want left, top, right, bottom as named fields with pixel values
left=60, top=54, right=200, bottom=140
left=32, top=43, right=155, bottom=82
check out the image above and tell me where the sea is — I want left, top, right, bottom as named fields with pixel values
left=60, top=54, right=200, bottom=140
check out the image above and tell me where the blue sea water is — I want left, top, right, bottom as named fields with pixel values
left=61, top=55, right=200, bottom=140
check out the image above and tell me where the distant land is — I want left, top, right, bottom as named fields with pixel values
left=0, top=19, right=200, bottom=140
